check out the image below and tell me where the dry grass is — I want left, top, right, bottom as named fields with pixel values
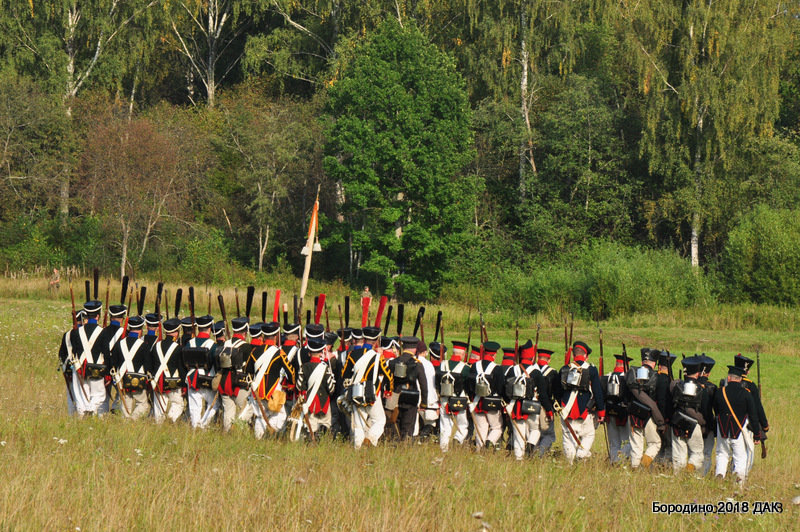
left=0, top=296, right=798, bottom=530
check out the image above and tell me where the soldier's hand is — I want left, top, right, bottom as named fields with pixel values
left=546, top=411, right=553, bottom=421
left=597, top=410, right=606, bottom=424
left=656, top=423, right=667, bottom=435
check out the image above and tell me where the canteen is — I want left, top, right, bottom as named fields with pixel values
left=440, top=378, right=455, bottom=398
left=511, top=379, right=526, bottom=399
left=351, top=381, right=365, bottom=403
left=566, top=367, right=582, bottom=387
left=636, top=366, right=650, bottom=382
left=394, top=361, right=408, bottom=379
left=475, top=380, right=491, bottom=397
left=606, top=378, right=621, bottom=397
left=682, top=380, right=699, bottom=397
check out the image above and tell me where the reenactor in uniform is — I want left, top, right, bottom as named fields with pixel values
left=216, top=317, right=250, bottom=432
left=697, top=355, right=717, bottom=475
left=143, top=313, right=161, bottom=351
left=387, top=336, right=425, bottom=439
left=436, top=340, right=470, bottom=452
left=110, top=315, right=151, bottom=420
left=655, top=351, right=677, bottom=465
left=504, top=341, right=553, bottom=460
left=601, top=353, right=633, bottom=464
left=626, top=348, right=666, bottom=469
left=330, top=328, right=353, bottom=440
left=342, top=334, right=393, bottom=448
left=669, top=356, right=709, bottom=474
left=281, top=322, right=302, bottom=412
left=296, top=337, right=336, bottom=437
left=183, top=315, right=218, bottom=428
left=733, top=354, right=769, bottom=476
left=98, top=304, right=128, bottom=413
left=557, top=341, right=605, bottom=463
left=59, top=309, right=84, bottom=415
left=213, top=321, right=226, bottom=344
left=245, top=322, right=295, bottom=439
left=179, top=317, right=194, bottom=346
left=70, top=300, right=108, bottom=416
left=148, top=317, right=185, bottom=423
left=532, top=348, right=560, bottom=455
left=418, top=342, right=441, bottom=439
left=714, top=364, right=763, bottom=487
left=468, top=341, right=505, bottom=450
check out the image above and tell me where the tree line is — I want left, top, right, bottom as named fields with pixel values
left=1, top=1, right=799, bottom=310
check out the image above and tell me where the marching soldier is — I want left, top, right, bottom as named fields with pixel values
left=216, top=317, right=251, bottom=432
left=213, top=321, right=226, bottom=344
left=698, top=355, right=717, bottom=475
left=379, top=336, right=400, bottom=438
left=148, top=317, right=185, bottom=423
left=59, top=309, right=85, bottom=415
left=342, top=333, right=393, bottom=448
left=98, top=304, right=127, bottom=413
left=143, top=313, right=161, bottom=351
left=532, top=348, right=560, bottom=455
left=69, top=300, right=108, bottom=416
left=179, top=317, right=194, bottom=346
left=296, top=337, right=336, bottom=437
left=330, top=328, right=353, bottom=440
left=669, top=356, right=709, bottom=474
left=732, top=354, right=769, bottom=476
left=557, top=341, right=605, bottom=463
left=714, top=364, right=763, bottom=487
left=109, top=315, right=151, bottom=420
left=655, top=351, right=677, bottom=465
left=418, top=342, right=441, bottom=439
left=436, top=340, right=470, bottom=452
left=626, top=348, right=666, bottom=469
left=601, top=353, right=633, bottom=464
left=183, top=315, right=218, bottom=428
left=468, top=341, right=505, bottom=450
left=388, top=335, right=426, bottom=439
left=245, top=322, right=295, bottom=439
left=504, top=341, right=554, bottom=460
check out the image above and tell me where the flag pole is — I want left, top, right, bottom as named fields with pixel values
left=299, top=184, right=321, bottom=310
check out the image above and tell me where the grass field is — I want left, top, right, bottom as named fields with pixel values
left=0, top=294, right=798, bottom=530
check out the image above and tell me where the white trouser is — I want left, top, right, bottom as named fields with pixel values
left=153, top=390, right=184, bottom=423
left=671, top=425, right=704, bottom=473
left=473, top=411, right=503, bottom=448
left=306, top=409, right=332, bottom=433
left=702, top=432, right=715, bottom=475
left=439, top=406, right=468, bottom=452
left=351, top=400, right=386, bottom=449
left=535, top=416, right=556, bottom=455
left=525, top=409, right=543, bottom=447
left=510, top=418, right=528, bottom=460
left=561, top=416, right=595, bottom=463
left=252, top=397, right=287, bottom=439
left=607, top=417, right=631, bottom=463
left=188, top=388, right=218, bottom=428
left=742, top=427, right=755, bottom=476
left=73, top=375, right=108, bottom=416
left=120, top=390, right=150, bottom=420
left=629, top=419, right=661, bottom=467
left=715, top=428, right=748, bottom=481
left=220, top=390, right=249, bottom=432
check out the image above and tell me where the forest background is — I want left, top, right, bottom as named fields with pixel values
left=2, top=0, right=800, bottom=317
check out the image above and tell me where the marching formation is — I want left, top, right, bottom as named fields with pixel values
left=58, top=274, right=770, bottom=487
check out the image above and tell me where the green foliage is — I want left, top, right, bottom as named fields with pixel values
left=323, top=19, right=475, bottom=300
left=0, top=217, right=65, bottom=271
left=722, top=205, right=800, bottom=304
left=177, top=229, right=237, bottom=285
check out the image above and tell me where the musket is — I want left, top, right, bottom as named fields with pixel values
left=188, top=287, right=196, bottom=336
left=102, top=279, right=110, bottom=327
left=534, top=323, right=541, bottom=356
left=622, top=343, right=629, bottom=373
left=514, top=321, right=520, bottom=365
left=383, top=305, right=393, bottom=337
left=433, top=310, right=443, bottom=343
left=396, top=303, right=404, bottom=335
left=235, top=287, right=241, bottom=318
left=119, top=275, right=129, bottom=306
left=757, top=349, right=767, bottom=459
left=478, top=311, right=487, bottom=342
left=109, top=369, right=132, bottom=417
left=92, top=268, right=99, bottom=300
left=344, top=296, right=350, bottom=328
left=599, top=328, right=604, bottom=376
left=563, top=315, right=568, bottom=364
left=245, top=286, right=255, bottom=320
left=69, top=280, right=78, bottom=330
left=218, top=293, right=230, bottom=338
left=84, top=280, right=91, bottom=302
left=207, top=291, right=211, bottom=315
left=337, top=303, right=345, bottom=351
left=413, top=307, right=426, bottom=338
left=261, top=291, right=268, bottom=323
left=174, top=288, right=183, bottom=319
left=324, top=301, right=331, bottom=333
left=567, top=312, right=574, bottom=366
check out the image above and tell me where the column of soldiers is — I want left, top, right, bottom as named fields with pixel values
left=58, top=296, right=769, bottom=485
